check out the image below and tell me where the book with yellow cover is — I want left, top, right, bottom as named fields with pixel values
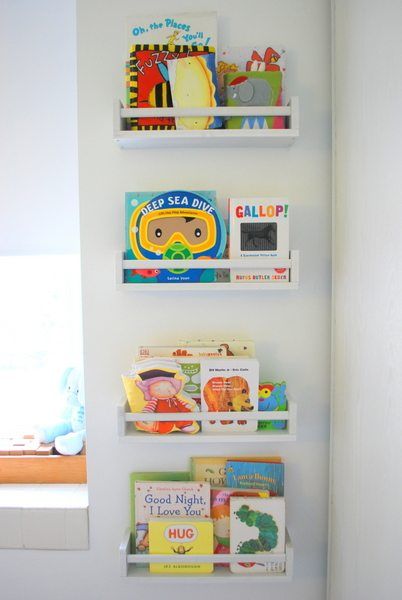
left=149, top=518, right=214, bottom=574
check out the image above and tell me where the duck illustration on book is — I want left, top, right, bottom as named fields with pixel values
left=123, top=359, right=200, bottom=434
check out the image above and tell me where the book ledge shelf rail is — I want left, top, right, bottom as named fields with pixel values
left=115, top=251, right=299, bottom=292
left=120, top=528, right=293, bottom=581
left=113, top=97, right=299, bottom=149
left=117, top=398, right=297, bottom=443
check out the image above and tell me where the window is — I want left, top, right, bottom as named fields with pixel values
left=0, top=255, right=82, bottom=436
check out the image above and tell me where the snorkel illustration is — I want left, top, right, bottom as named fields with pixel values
left=126, top=190, right=227, bottom=283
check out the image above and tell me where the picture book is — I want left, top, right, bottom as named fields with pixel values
left=190, top=456, right=228, bottom=487
left=229, top=198, right=290, bottom=283
left=258, top=382, right=288, bottom=430
left=124, top=190, right=227, bottom=284
left=122, top=358, right=200, bottom=435
left=126, top=13, right=217, bottom=53
left=134, top=481, right=210, bottom=554
left=200, top=358, right=259, bottom=432
left=224, top=71, right=283, bottom=130
left=225, top=460, right=285, bottom=496
left=218, top=46, right=286, bottom=123
left=167, top=53, right=222, bottom=130
left=230, top=497, right=286, bottom=573
left=129, top=471, right=190, bottom=539
left=149, top=518, right=214, bottom=574
left=211, top=487, right=269, bottom=555
left=137, top=346, right=227, bottom=359
left=126, top=44, right=213, bottom=130
left=178, top=338, right=256, bottom=357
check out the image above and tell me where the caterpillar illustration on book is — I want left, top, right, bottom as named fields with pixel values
left=122, top=358, right=200, bottom=434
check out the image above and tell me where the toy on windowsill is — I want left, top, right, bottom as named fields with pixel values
left=122, top=358, right=200, bottom=434
left=258, top=381, right=288, bottom=430
left=35, top=368, right=86, bottom=455
left=124, top=190, right=227, bottom=284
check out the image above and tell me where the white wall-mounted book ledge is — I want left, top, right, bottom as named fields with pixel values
left=120, top=528, right=293, bottom=581
left=115, top=251, right=299, bottom=291
left=113, top=97, right=299, bottom=149
left=117, top=399, right=297, bottom=443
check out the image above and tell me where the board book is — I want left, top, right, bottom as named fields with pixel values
left=148, top=518, right=214, bottom=574
left=200, top=358, right=259, bottom=432
left=122, top=358, right=200, bottom=435
left=218, top=46, right=285, bottom=127
left=178, top=338, right=256, bottom=357
left=124, top=190, right=227, bottom=284
left=229, top=198, right=290, bottom=283
left=134, top=480, right=210, bottom=554
left=190, top=456, right=227, bottom=487
left=129, top=471, right=190, bottom=544
left=211, top=487, right=269, bottom=555
left=258, top=381, right=288, bottom=430
left=225, top=459, right=285, bottom=496
left=230, top=496, right=286, bottom=573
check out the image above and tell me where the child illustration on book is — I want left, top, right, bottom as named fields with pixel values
left=135, top=368, right=200, bottom=434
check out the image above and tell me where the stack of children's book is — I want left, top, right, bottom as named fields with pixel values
left=122, top=338, right=288, bottom=435
left=124, top=12, right=287, bottom=131
left=130, top=455, right=286, bottom=575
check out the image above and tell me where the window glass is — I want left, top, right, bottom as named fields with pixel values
left=0, top=255, right=82, bottom=435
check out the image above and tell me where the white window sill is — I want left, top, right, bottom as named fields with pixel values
left=0, top=484, right=89, bottom=550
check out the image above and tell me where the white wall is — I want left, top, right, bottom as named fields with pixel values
left=330, top=0, right=402, bottom=598
left=0, top=1, right=331, bottom=599
left=0, top=0, right=79, bottom=254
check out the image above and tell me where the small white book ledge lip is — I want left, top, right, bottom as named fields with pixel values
left=119, top=528, right=294, bottom=581
left=117, top=399, right=297, bottom=443
left=115, top=251, right=300, bottom=292
left=113, top=97, right=299, bottom=149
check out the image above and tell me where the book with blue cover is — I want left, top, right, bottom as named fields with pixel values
left=225, top=459, right=284, bottom=496
left=124, top=190, right=227, bottom=284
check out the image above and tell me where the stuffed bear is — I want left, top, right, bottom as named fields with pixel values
left=36, top=368, right=86, bottom=455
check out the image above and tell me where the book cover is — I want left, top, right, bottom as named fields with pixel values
left=218, top=46, right=286, bottom=126
left=134, top=481, right=210, bottom=554
left=229, top=198, right=290, bottom=283
left=129, top=471, right=190, bottom=541
left=200, top=358, right=259, bottom=432
left=178, top=338, right=256, bottom=357
left=190, top=456, right=228, bottom=487
left=225, top=460, right=285, bottom=496
left=211, top=487, right=269, bottom=554
left=122, top=358, right=200, bottom=435
left=167, top=53, right=222, bottom=129
left=126, top=13, right=217, bottom=53
left=230, top=497, right=286, bottom=574
left=124, top=190, right=227, bottom=284
left=127, top=44, right=213, bottom=130
left=149, top=518, right=214, bottom=574
left=258, top=382, right=288, bottom=430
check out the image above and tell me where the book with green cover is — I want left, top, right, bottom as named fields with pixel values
left=129, top=471, right=190, bottom=547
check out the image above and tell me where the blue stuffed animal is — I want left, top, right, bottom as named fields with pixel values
left=36, top=368, right=86, bottom=455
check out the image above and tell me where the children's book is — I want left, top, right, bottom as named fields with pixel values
left=200, top=358, right=259, bottom=432
left=178, top=338, right=256, bottom=357
left=229, top=198, right=290, bottom=283
left=190, top=456, right=228, bottom=487
left=167, top=54, right=222, bottom=130
left=134, top=481, right=210, bottom=554
left=122, top=358, right=200, bottom=435
left=129, top=471, right=190, bottom=544
left=124, top=190, right=227, bottom=284
left=126, top=13, right=218, bottom=54
left=126, top=45, right=213, bottom=130
left=149, top=518, right=214, bottom=574
left=230, top=497, right=286, bottom=573
left=218, top=46, right=285, bottom=124
left=211, top=487, right=269, bottom=555
left=258, top=382, right=288, bottom=430
left=225, top=459, right=284, bottom=496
